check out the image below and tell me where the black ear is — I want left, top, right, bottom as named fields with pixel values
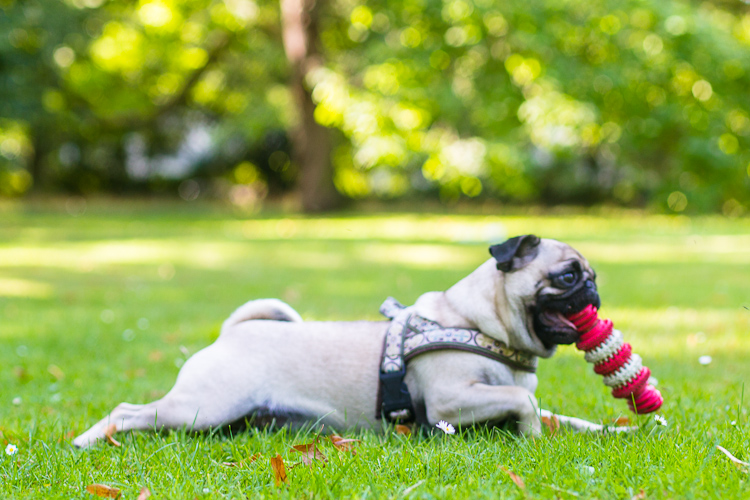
left=489, top=235, right=541, bottom=272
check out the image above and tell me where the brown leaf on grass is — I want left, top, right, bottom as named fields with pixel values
left=716, top=445, right=750, bottom=470
left=614, top=416, right=632, bottom=426
left=291, top=442, right=328, bottom=466
left=85, top=484, right=121, bottom=499
left=270, top=454, right=288, bottom=485
left=329, top=435, right=360, bottom=455
left=499, top=466, right=526, bottom=490
left=395, top=424, right=412, bottom=436
left=104, top=424, right=121, bottom=447
left=631, top=489, right=646, bottom=499
left=137, top=487, right=151, bottom=500
left=541, top=415, right=560, bottom=435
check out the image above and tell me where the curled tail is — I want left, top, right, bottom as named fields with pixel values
left=221, top=298, right=303, bottom=335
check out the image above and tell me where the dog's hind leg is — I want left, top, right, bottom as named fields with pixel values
left=74, top=340, right=269, bottom=449
left=72, top=390, right=254, bottom=449
left=72, top=398, right=191, bottom=449
left=73, top=402, right=161, bottom=448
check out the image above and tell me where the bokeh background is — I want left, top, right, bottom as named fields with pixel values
left=2, top=2, right=750, bottom=496
left=2, top=0, right=749, bottom=213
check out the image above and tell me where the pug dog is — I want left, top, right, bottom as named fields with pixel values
left=74, top=235, right=626, bottom=448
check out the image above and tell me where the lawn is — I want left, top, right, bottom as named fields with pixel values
left=1, top=200, right=748, bottom=499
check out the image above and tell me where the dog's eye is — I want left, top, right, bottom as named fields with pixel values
left=553, top=272, right=577, bottom=288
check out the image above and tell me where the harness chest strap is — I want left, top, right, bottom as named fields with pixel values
left=378, top=297, right=538, bottom=422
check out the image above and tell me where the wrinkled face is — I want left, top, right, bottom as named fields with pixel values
left=531, top=255, right=600, bottom=348
left=490, top=235, right=600, bottom=350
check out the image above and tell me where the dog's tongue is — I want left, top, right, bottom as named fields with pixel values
left=544, top=310, right=577, bottom=331
left=565, top=305, right=663, bottom=415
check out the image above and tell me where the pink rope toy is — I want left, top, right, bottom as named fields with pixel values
left=566, top=305, right=663, bottom=414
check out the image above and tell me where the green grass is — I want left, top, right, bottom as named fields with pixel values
left=1, top=199, right=749, bottom=499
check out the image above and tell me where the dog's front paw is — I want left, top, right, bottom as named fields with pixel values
left=72, top=428, right=105, bottom=449
left=517, top=397, right=542, bottom=437
left=518, top=415, right=542, bottom=437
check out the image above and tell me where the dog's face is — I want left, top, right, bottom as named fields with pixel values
left=490, top=235, right=600, bottom=350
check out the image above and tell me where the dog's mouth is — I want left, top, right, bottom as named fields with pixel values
left=531, top=306, right=582, bottom=348
left=531, top=278, right=600, bottom=348
left=539, top=309, right=577, bottom=331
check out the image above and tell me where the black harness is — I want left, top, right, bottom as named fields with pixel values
left=377, top=297, right=538, bottom=422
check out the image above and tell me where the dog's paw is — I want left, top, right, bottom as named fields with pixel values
left=72, top=430, right=104, bottom=449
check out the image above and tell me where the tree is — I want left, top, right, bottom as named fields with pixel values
left=1, top=0, right=749, bottom=214
left=281, top=0, right=341, bottom=211
left=308, top=0, right=750, bottom=213
left=0, top=0, right=291, bottom=198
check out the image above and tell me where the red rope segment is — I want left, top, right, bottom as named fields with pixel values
left=566, top=305, right=663, bottom=414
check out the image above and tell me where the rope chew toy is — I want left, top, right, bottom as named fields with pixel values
left=567, top=305, right=663, bottom=414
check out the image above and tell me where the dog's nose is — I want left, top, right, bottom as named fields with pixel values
left=585, top=279, right=596, bottom=290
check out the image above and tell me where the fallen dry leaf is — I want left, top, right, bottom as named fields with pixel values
left=631, top=489, right=646, bottom=499
left=104, top=424, right=121, bottom=447
left=541, top=415, right=560, bottom=435
left=86, top=484, right=121, bottom=499
left=329, top=435, right=360, bottom=455
left=716, top=445, right=750, bottom=470
left=500, top=466, right=526, bottom=490
left=395, top=424, right=412, bottom=436
left=137, top=487, right=151, bottom=500
left=291, top=442, right=328, bottom=466
left=615, top=416, right=632, bottom=426
left=270, top=454, right=288, bottom=485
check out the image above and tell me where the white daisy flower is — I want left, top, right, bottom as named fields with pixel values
left=435, top=420, right=455, bottom=435
left=5, top=444, right=18, bottom=456
left=654, top=414, right=668, bottom=427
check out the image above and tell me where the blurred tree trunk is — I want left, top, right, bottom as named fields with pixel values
left=29, top=129, right=49, bottom=191
left=280, top=0, right=341, bottom=212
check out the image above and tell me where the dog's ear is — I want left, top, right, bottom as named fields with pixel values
left=489, top=235, right=541, bottom=272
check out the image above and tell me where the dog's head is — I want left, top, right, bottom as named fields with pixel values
left=489, top=235, right=600, bottom=351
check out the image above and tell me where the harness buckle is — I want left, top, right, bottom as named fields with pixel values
left=379, top=368, right=414, bottom=422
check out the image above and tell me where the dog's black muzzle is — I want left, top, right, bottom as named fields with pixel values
left=537, top=278, right=600, bottom=315
left=532, top=278, right=600, bottom=348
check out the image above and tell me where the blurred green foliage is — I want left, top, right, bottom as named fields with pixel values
left=0, top=0, right=292, bottom=201
left=1, top=0, right=749, bottom=213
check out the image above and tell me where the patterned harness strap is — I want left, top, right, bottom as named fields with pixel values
left=378, top=297, right=538, bottom=422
